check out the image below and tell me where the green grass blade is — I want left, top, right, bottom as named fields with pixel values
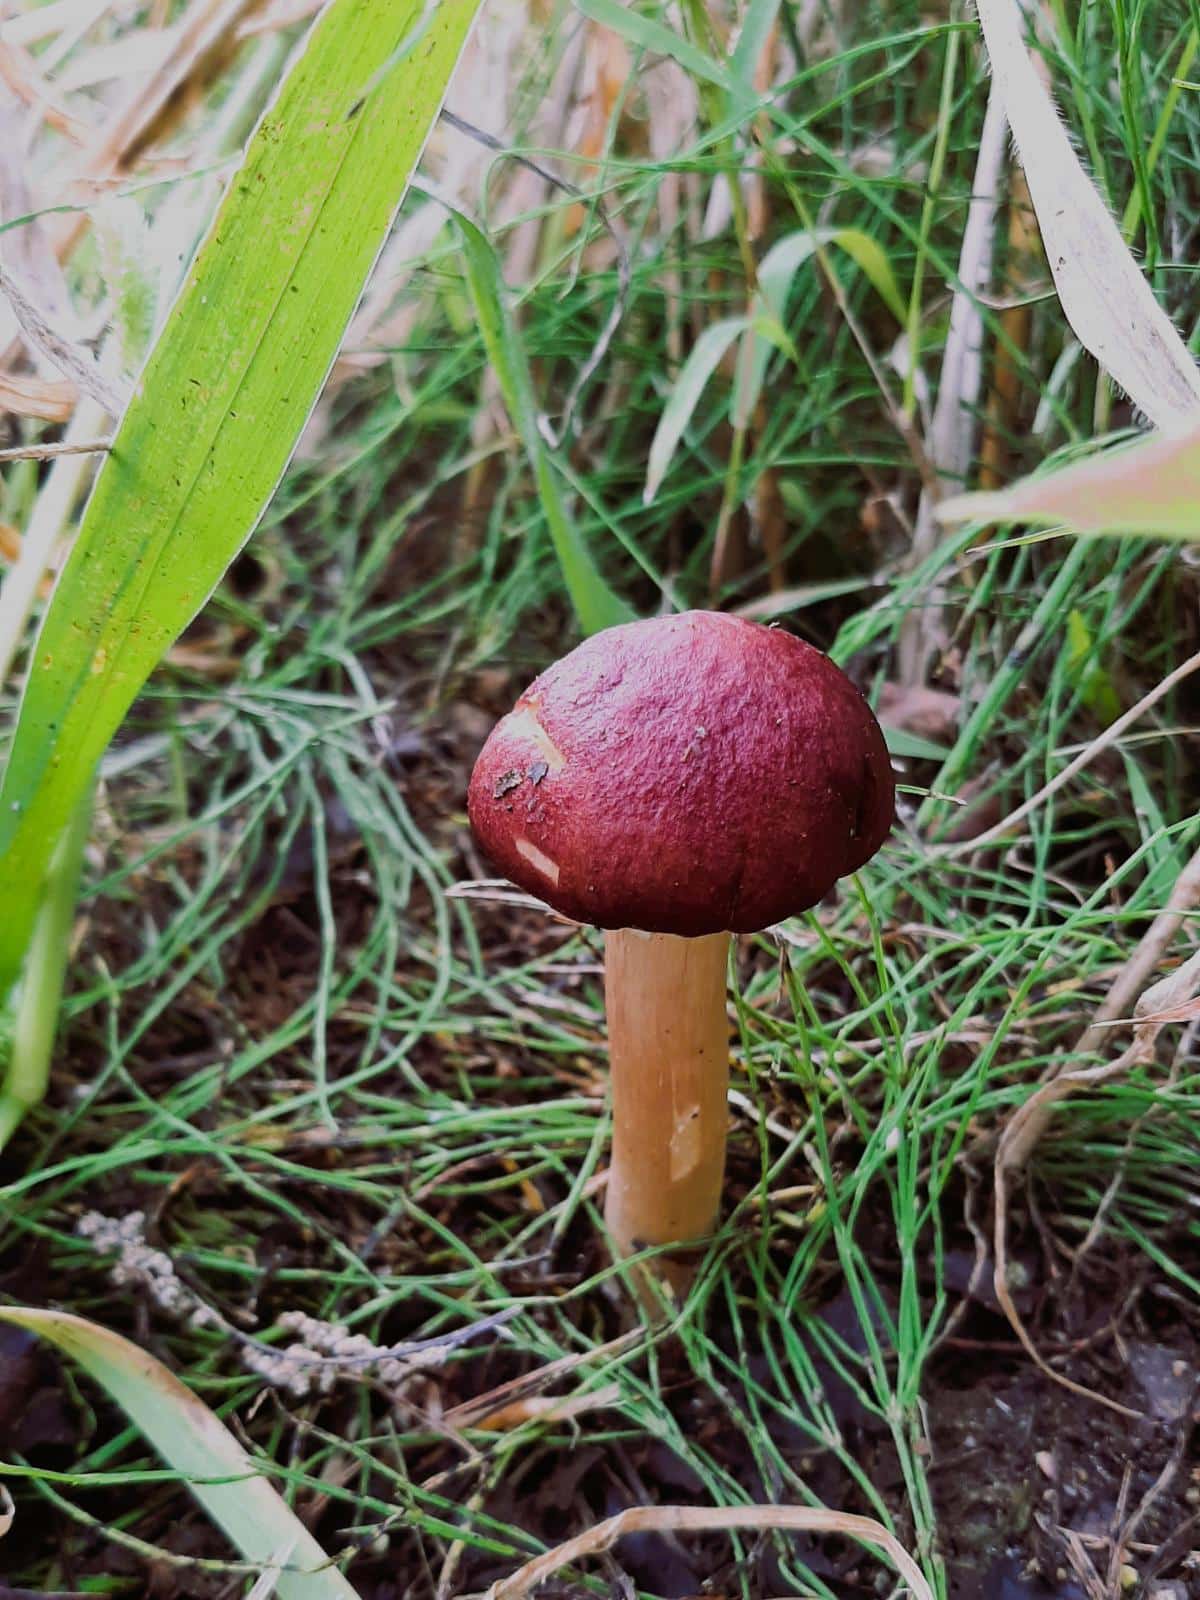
left=643, top=316, right=747, bottom=504
left=454, top=212, right=633, bottom=635
left=644, top=228, right=903, bottom=502
left=756, top=227, right=906, bottom=324
left=729, top=0, right=784, bottom=84
left=0, top=1308, right=359, bottom=1599
left=573, top=0, right=747, bottom=103
left=739, top=227, right=905, bottom=420
left=0, top=0, right=482, bottom=994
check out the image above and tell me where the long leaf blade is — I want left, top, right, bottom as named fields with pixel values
left=733, top=226, right=904, bottom=428
left=643, top=317, right=747, bottom=504
left=0, top=1307, right=359, bottom=1600
left=454, top=213, right=632, bottom=634
left=0, top=0, right=482, bottom=992
left=572, top=0, right=746, bottom=102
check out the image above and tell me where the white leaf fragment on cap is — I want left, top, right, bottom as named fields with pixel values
left=515, top=837, right=561, bottom=885
left=506, top=703, right=566, bottom=770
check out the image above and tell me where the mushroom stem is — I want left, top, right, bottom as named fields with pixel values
left=603, top=928, right=731, bottom=1293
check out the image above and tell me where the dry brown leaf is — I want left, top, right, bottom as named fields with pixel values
left=0, top=370, right=76, bottom=422
left=45, top=0, right=266, bottom=262
left=0, top=265, right=126, bottom=414
left=443, top=1330, right=642, bottom=1431
left=237, top=0, right=323, bottom=38
left=564, top=22, right=630, bottom=237
left=1091, top=995, right=1200, bottom=1028
left=469, top=1382, right=622, bottom=1432
left=878, top=682, right=962, bottom=744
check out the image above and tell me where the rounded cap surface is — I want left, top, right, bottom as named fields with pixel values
left=468, top=611, right=894, bottom=935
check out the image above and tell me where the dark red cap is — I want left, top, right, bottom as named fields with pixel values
left=468, top=611, right=894, bottom=936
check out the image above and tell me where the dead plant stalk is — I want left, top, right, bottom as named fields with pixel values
left=481, top=1505, right=933, bottom=1600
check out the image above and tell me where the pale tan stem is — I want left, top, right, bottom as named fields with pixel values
left=603, top=929, right=731, bottom=1290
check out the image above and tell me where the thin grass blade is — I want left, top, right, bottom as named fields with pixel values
left=643, top=317, right=747, bottom=504
left=644, top=227, right=902, bottom=497
left=0, top=0, right=482, bottom=994
left=572, top=0, right=747, bottom=103
left=756, top=228, right=905, bottom=325
left=0, top=1307, right=359, bottom=1600
left=728, top=0, right=783, bottom=84
left=454, top=213, right=633, bottom=634
left=735, top=227, right=903, bottom=430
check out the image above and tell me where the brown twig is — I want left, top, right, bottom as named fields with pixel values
left=1108, top=1402, right=1197, bottom=1594
left=0, top=436, right=111, bottom=463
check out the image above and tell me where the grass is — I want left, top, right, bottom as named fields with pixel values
left=3, top=0, right=1200, bottom=1595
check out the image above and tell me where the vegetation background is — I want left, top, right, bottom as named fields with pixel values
left=0, top=1, right=1198, bottom=1597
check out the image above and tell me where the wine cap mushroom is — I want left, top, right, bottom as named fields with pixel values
left=468, top=609, right=893, bottom=935
left=468, top=610, right=894, bottom=1297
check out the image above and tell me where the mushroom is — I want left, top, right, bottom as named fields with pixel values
left=468, top=611, right=894, bottom=1294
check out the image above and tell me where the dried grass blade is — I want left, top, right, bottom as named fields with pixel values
left=975, top=0, right=1200, bottom=430
left=484, top=1504, right=932, bottom=1600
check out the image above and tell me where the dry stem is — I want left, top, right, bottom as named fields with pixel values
left=482, top=1504, right=933, bottom=1600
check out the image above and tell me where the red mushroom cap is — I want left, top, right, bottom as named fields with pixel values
left=467, top=611, right=894, bottom=936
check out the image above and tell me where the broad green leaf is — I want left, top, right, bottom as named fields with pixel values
left=0, top=0, right=482, bottom=994
left=643, top=317, right=747, bottom=504
left=938, top=424, right=1200, bottom=540
left=573, top=0, right=748, bottom=104
left=0, top=1307, right=359, bottom=1600
left=454, top=213, right=633, bottom=635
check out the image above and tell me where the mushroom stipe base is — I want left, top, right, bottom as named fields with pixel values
left=603, top=928, right=731, bottom=1298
